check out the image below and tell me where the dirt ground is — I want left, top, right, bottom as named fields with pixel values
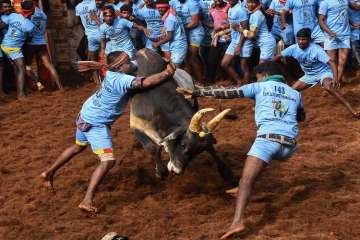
left=1, top=73, right=360, bottom=240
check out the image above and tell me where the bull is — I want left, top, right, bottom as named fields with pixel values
left=130, top=49, right=236, bottom=183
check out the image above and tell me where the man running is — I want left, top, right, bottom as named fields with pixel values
left=177, top=61, right=305, bottom=239
left=40, top=51, right=176, bottom=213
left=273, top=28, right=360, bottom=118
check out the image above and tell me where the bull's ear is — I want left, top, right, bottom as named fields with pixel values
left=160, top=128, right=185, bottom=143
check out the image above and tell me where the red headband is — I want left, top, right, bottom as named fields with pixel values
left=156, top=3, right=170, bottom=8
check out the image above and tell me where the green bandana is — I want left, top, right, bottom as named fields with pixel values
left=262, top=74, right=285, bottom=83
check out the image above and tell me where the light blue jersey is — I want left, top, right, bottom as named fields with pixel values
left=170, top=0, right=204, bottom=43
left=281, top=43, right=331, bottom=76
left=80, top=71, right=135, bottom=125
left=228, top=3, right=248, bottom=43
left=249, top=9, right=276, bottom=60
left=284, top=0, right=324, bottom=43
left=319, top=0, right=350, bottom=38
left=138, top=6, right=164, bottom=40
left=349, top=1, right=360, bottom=41
left=269, top=0, right=294, bottom=45
left=100, top=18, right=136, bottom=58
left=28, top=7, right=47, bottom=45
left=240, top=80, right=304, bottom=139
left=199, top=0, right=213, bottom=46
left=75, top=0, right=101, bottom=38
left=1, top=13, right=34, bottom=48
left=164, top=13, right=188, bottom=63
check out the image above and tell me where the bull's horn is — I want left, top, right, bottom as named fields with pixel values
left=189, top=108, right=215, bottom=133
left=206, top=108, right=232, bottom=132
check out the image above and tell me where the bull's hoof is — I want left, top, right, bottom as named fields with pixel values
left=155, top=166, right=168, bottom=180
left=101, top=232, right=128, bottom=240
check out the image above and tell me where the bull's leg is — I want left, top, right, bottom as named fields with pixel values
left=133, top=129, right=168, bottom=179
left=207, top=146, right=238, bottom=186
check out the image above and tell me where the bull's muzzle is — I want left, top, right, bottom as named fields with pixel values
left=167, top=160, right=183, bottom=174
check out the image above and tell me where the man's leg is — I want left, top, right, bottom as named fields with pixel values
left=188, top=45, right=204, bottom=83
left=40, top=144, right=86, bottom=190
left=78, top=159, right=115, bottom=212
left=240, top=58, right=251, bottom=84
left=221, top=54, right=242, bottom=84
left=39, top=49, right=63, bottom=90
left=221, top=156, right=265, bottom=239
left=13, top=58, right=26, bottom=99
left=337, top=48, right=350, bottom=83
left=291, top=80, right=311, bottom=91
left=322, top=78, right=360, bottom=118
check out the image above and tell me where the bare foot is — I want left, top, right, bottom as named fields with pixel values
left=40, top=171, right=55, bottom=191
left=17, top=94, right=26, bottom=100
left=226, top=187, right=239, bottom=197
left=220, top=223, right=246, bottom=239
left=78, top=200, right=98, bottom=213
left=353, top=111, right=360, bottom=119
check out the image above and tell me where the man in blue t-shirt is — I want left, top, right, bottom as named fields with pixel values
left=76, top=0, right=105, bottom=84
left=222, top=0, right=252, bottom=84
left=177, top=61, right=305, bottom=239
left=0, top=0, right=34, bottom=99
left=137, top=0, right=171, bottom=58
left=318, top=0, right=351, bottom=84
left=99, top=5, right=150, bottom=60
left=40, top=51, right=176, bottom=213
left=152, top=0, right=188, bottom=66
left=25, top=3, right=63, bottom=91
left=280, top=0, right=325, bottom=45
left=273, top=28, right=360, bottom=118
left=170, top=0, right=204, bottom=82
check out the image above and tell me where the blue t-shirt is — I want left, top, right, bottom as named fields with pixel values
left=249, top=9, right=273, bottom=45
left=284, top=0, right=321, bottom=35
left=269, top=0, right=291, bottom=35
left=170, top=0, right=204, bottom=33
left=138, top=6, right=164, bottom=39
left=100, top=18, right=135, bottom=54
left=319, top=0, right=350, bottom=37
left=349, top=0, right=360, bottom=41
left=164, top=13, right=188, bottom=51
left=28, top=7, right=47, bottom=45
left=1, top=13, right=34, bottom=48
left=228, top=3, right=248, bottom=43
left=199, top=0, right=213, bottom=31
left=281, top=43, right=331, bottom=76
left=75, top=0, right=102, bottom=38
left=80, top=71, right=135, bottom=125
left=240, top=81, right=304, bottom=139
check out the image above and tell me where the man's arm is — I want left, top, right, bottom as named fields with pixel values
left=185, top=14, right=200, bottom=30
left=99, top=38, right=106, bottom=58
left=131, top=63, right=176, bottom=90
left=177, top=86, right=245, bottom=99
left=153, top=31, right=173, bottom=48
left=319, top=14, right=336, bottom=38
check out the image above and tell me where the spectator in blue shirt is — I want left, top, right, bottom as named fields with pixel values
left=273, top=28, right=360, bottom=118
left=319, top=0, right=351, bottom=85
left=349, top=0, right=360, bottom=76
left=25, top=1, right=63, bottom=91
left=177, top=61, right=305, bottom=239
left=40, top=50, right=176, bottom=213
left=1, top=0, right=34, bottom=99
